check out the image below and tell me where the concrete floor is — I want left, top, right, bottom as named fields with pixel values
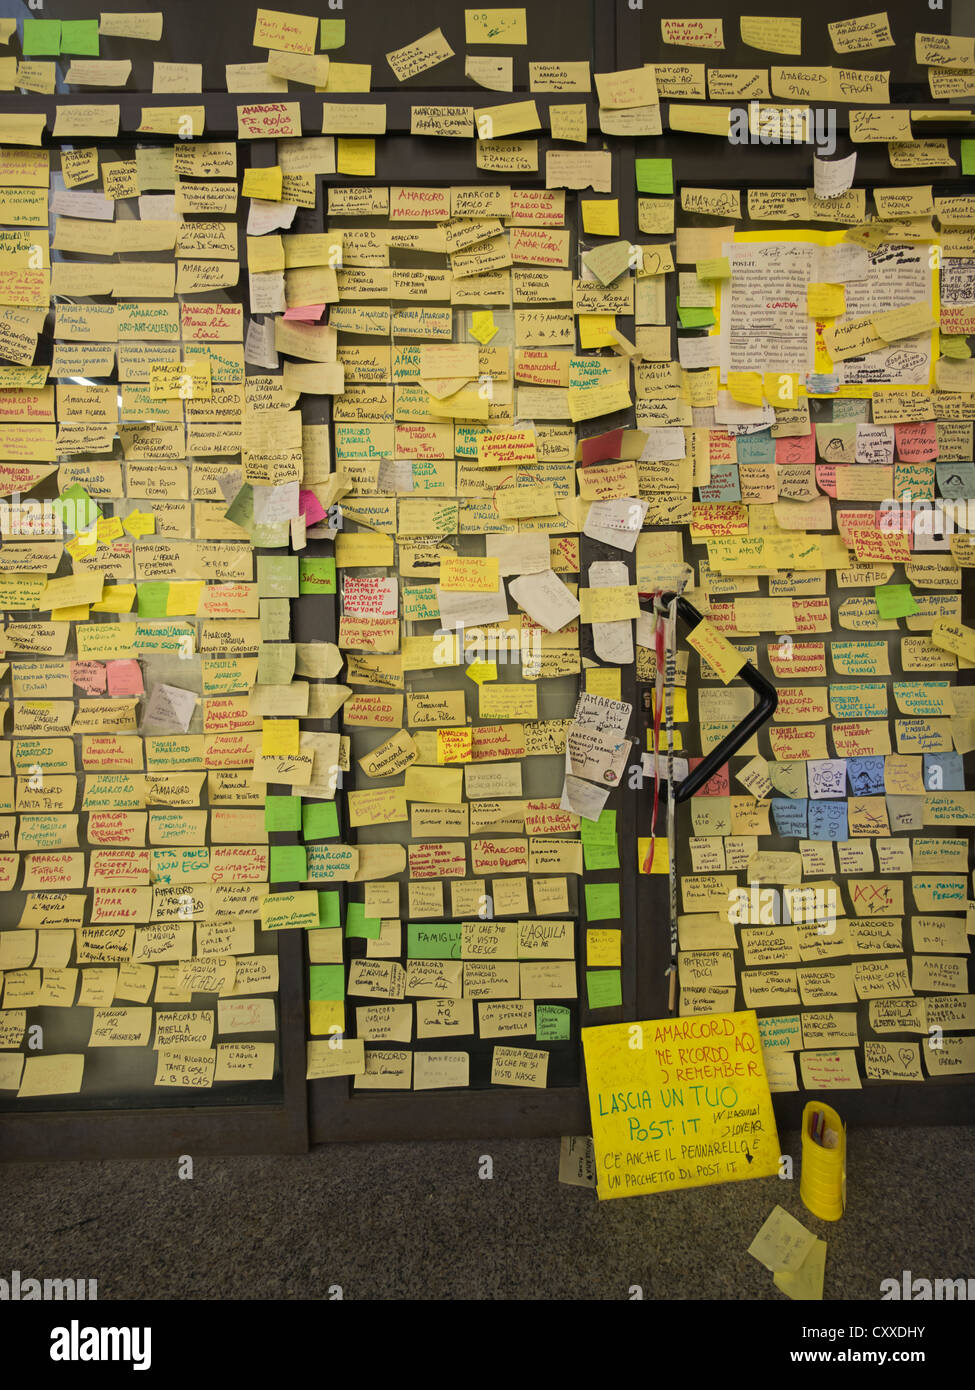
left=2, top=1126, right=972, bottom=1299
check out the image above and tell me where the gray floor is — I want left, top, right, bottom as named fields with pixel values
left=3, top=1126, right=973, bottom=1300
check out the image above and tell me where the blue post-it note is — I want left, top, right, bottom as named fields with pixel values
left=771, top=799, right=808, bottom=838
left=737, top=431, right=775, bottom=465
left=936, top=461, right=975, bottom=500
left=923, top=752, right=964, bottom=791
left=635, top=157, right=672, bottom=194
left=807, top=801, right=848, bottom=842
left=698, top=463, right=741, bottom=502
left=847, top=757, right=884, bottom=797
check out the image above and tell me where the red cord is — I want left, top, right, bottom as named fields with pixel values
left=642, top=597, right=666, bottom=874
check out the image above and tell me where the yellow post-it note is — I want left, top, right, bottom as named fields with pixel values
left=740, top=16, right=802, bottom=55
left=439, top=555, right=500, bottom=592
left=774, top=1237, right=827, bottom=1301
left=727, top=370, right=764, bottom=406
left=582, top=200, right=620, bottom=236
left=337, top=137, right=375, bottom=177
left=437, top=727, right=474, bottom=764
left=123, top=510, right=156, bottom=537
left=578, top=313, right=617, bottom=349
left=587, top=928, right=621, bottom=968
left=165, top=581, right=203, bottom=616
left=686, top=618, right=748, bottom=683
left=470, top=310, right=498, bottom=344
left=806, top=282, right=846, bottom=318
left=638, top=836, right=670, bottom=873
left=764, top=371, right=798, bottom=407
left=18, top=1053, right=85, bottom=1096
left=582, top=1010, right=780, bottom=1198
left=466, top=659, right=497, bottom=684
left=585, top=666, right=622, bottom=700
left=748, top=1205, right=817, bottom=1273
left=465, top=9, right=528, bottom=44
left=579, top=585, right=640, bottom=624
left=697, top=256, right=730, bottom=280
left=253, top=8, right=318, bottom=53
left=931, top=620, right=975, bottom=663
left=262, top=718, right=299, bottom=756
left=242, top=165, right=283, bottom=200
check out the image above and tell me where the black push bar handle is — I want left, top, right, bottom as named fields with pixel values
left=655, top=592, right=778, bottom=804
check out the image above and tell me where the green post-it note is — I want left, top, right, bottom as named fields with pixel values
left=309, top=963, right=344, bottom=1002
left=257, top=555, right=299, bottom=598
left=677, top=302, right=716, bottom=329
left=581, top=239, right=632, bottom=288
left=587, top=969, right=623, bottom=1009
left=60, top=19, right=99, bottom=55
left=581, top=808, right=616, bottom=843
left=53, top=483, right=100, bottom=531
left=635, top=157, right=672, bottom=195
left=963, top=139, right=975, bottom=176
left=317, top=890, right=341, bottom=929
left=299, top=556, right=337, bottom=594
left=22, top=19, right=61, bottom=55
left=320, top=17, right=346, bottom=48
left=583, top=842, right=621, bottom=870
left=581, top=808, right=619, bottom=869
left=345, top=902, right=382, bottom=939
left=251, top=520, right=291, bottom=549
left=940, top=335, right=971, bottom=359
left=536, top=1004, right=570, bottom=1041
left=270, top=844, right=307, bottom=883
left=259, top=596, right=291, bottom=640
left=875, top=583, right=918, bottom=619
left=136, top=581, right=170, bottom=618
left=585, top=882, right=621, bottom=921
left=225, top=483, right=254, bottom=529
left=265, top=794, right=301, bottom=832
left=408, top=921, right=461, bottom=959
left=257, top=642, right=296, bottom=685
left=302, top=800, right=339, bottom=840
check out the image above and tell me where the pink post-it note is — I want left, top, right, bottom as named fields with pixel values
left=815, top=463, right=837, bottom=497
left=895, top=421, right=938, bottom=463
left=106, top=658, right=145, bottom=697
left=775, top=433, right=815, bottom=465
left=283, top=304, right=325, bottom=321
left=71, top=660, right=107, bottom=694
left=580, top=428, right=624, bottom=466
left=298, top=488, right=327, bottom=526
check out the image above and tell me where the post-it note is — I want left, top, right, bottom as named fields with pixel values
left=586, top=969, right=623, bottom=1009
left=875, top=583, right=918, bottom=619
left=636, top=157, right=673, bottom=194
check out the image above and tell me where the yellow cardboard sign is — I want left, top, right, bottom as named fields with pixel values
left=581, top=1010, right=781, bottom=1198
